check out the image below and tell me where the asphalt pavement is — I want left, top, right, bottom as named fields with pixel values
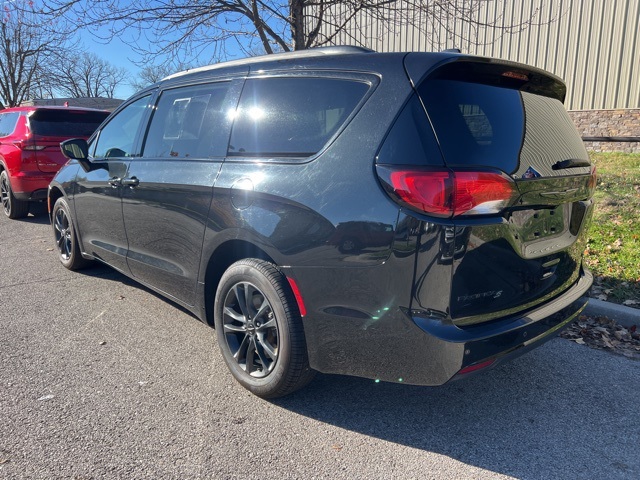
left=1, top=208, right=639, bottom=479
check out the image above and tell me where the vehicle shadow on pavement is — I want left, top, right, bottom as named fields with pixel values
left=274, top=341, right=639, bottom=479
left=14, top=204, right=51, bottom=225
left=73, top=263, right=200, bottom=321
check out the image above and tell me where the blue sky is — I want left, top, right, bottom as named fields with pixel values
left=78, top=30, right=147, bottom=100
left=59, top=1, right=291, bottom=100
left=78, top=18, right=247, bottom=100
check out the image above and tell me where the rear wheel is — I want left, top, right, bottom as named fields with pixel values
left=214, top=259, right=315, bottom=398
left=0, top=170, right=29, bottom=219
left=52, top=197, right=90, bottom=270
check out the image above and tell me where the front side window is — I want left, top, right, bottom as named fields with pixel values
left=228, top=77, right=369, bottom=158
left=0, top=112, right=20, bottom=137
left=91, top=96, right=151, bottom=159
left=143, top=82, right=230, bottom=159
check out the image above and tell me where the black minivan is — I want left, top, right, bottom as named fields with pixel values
left=49, top=47, right=595, bottom=398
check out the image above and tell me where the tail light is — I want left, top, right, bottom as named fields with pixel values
left=12, top=140, right=45, bottom=151
left=378, top=166, right=518, bottom=217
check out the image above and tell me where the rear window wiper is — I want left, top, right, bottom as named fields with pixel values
left=552, top=158, right=591, bottom=170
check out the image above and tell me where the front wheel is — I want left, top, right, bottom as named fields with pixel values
left=1, top=170, right=29, bottom=219
left=214, top=259, right=315, bottom=398
left=52, top=197, right=91, bottom=270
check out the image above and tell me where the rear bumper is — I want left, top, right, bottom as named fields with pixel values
left=10, top=172, right=53, bottom=201
left=411, top=267, right=593, bottom=384
left=302, top=266, right=592, bottom=386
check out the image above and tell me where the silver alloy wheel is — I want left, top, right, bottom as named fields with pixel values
left=222, top=281, right=279, bottom=378
left=54, top=207, right=73, bottom=261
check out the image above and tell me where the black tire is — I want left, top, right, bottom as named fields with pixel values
left=214, top=259, right=315, bottom=398
left=0, top=170, right=29, bottom=219
left=51, top=197, right=91, bottom=270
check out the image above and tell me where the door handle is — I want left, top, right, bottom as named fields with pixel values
left=108, top=177, right=121, bottom=187
left=121, top=176, right=139, bottom=187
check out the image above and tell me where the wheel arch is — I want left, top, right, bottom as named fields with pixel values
left=203, top=239, right=276, bottom=326
left=47, top=185, right=65, bottom=222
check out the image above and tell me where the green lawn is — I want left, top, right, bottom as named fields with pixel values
left=584, top=152, right=640, bottom=306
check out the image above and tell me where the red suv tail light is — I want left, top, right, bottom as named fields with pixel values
left=378, top=167, right=518, bottom=217
left=12, top=140, right=45, bottom=151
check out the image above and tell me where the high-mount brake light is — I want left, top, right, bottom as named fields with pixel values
left=384, top=169, right=517, bottom=217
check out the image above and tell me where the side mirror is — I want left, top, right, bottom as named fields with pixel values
left=60, top=138, right=94, bottom=173
left=60, top=138, right=89, bottom=160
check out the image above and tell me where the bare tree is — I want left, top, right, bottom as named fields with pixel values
left=130, top=63, right=192, bottom=92
left=0, top=1, right=73, bottom=107
left=39, top=1, right=552, bottom=66
left=56, top=52, right=128, bottom=98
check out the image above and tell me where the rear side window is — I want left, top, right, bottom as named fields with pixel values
left=228, top=77, right=368, bottom=158
left=376, top=94, right=443, bottom=166
left=29, top=110, right=109, bottom=137
left=143, top=82, right=231, bottom=159
left=0, top=112, right=20, bottom=137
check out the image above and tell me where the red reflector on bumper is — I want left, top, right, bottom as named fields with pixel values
left=287, top=277, right=307, bottom=317
left=458, top=358, right=496, bottom=375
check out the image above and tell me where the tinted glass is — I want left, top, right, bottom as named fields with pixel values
left=517, top=91, right=589, bottom=176
left=92, top=96, right=150, bottom=159
left=0, top=112, right=20, bottom=137
left=228, top=77, right=368, bottom=157
left=419, top=80, right=524, bottom=170
left=376, top=94, right=443, bottom=166
left=419, top=79, right=588, bottom=175
left=29, top=110, right=109, bottom=137
left=143, top=82, right=230, bottom=159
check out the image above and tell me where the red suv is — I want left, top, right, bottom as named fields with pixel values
left=0, top=106, right=109, bottom=218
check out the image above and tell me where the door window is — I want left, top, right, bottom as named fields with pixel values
left=142, top=82, right=231, bottom=159
left=91, top=96, right=151, bottom=159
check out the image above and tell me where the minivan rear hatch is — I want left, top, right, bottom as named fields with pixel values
left=27, top=109, right=109, bottom=173
left=407, top=56, right=595, bottom=325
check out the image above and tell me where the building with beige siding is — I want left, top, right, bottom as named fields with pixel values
left=307, top=0, right=640, bottom=151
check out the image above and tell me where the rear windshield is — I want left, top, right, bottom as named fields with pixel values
left=29, top=110, right=109, bottom=137
left=418, top=79, right=588, bottom=176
